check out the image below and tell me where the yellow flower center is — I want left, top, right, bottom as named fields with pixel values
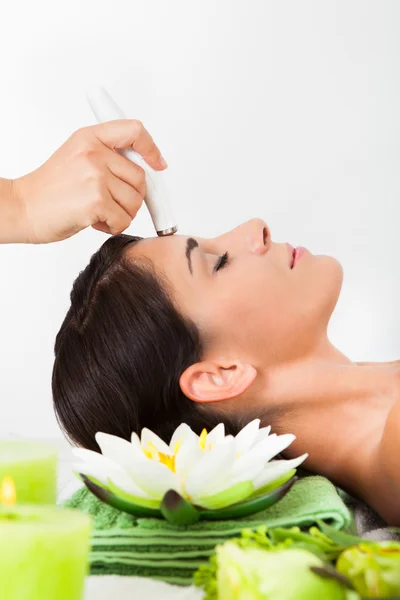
left=142, top=439, right=182, bottom=473
left=199, top=428, right=208, bottom=450
left=199, top=428, right=214, bottom=452
left=141, top=429, right=214, bottom=478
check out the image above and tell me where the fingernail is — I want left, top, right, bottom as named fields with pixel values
left=159, top=155, right=168, bottom=168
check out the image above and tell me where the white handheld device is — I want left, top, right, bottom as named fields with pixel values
left=87, top=86, right=177, bottom=236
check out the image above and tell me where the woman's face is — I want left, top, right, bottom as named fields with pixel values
left=127, top=219, right=343, bottom=368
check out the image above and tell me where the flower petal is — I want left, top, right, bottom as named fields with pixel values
left=141, top=428, right=172, bottom=456
left=174, top=435, right=203, bottom=485
left=73, top=462, right=111, bottom=487
left=88, top=435, right=180, bottom=499
left=124, top=455, right=180, bottom=499
left=169, top=423, right=197, bottom=450
left=130, top=432, right=141, bottom=449
left=246, top=433, right=296, bottom=464
left=252, top=425, right=272, bottom=447
left=196, top=480, right=254, bottom=510
left=107, top=467, right=153, bottom=499
left=95, top=432, right=142, bottom=471
left=108, top=479, right=161, bottom=508
left=204, top=454, right=265, bottom=497
left=72, top=448, right=120, bottom=483
left=252, top=453, right=308, bottom=490
left=73, top=448, right=131, bottom=489
left=206, top=423, right=225, bottom=447
left=185, top=438, right=236, bottom=500
left=234, top=419, right=261, bottom=454
left=250, top=468, right=296, bottom=497
left=230, top=454, right=267, bottom=481
left=72, top=447, right=105, bottom=462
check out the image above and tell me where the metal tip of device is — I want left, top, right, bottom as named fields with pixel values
left=157, top=226, right=178, bottom=237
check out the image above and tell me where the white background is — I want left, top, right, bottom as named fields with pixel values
left=1, top=0, right=400, bottom=439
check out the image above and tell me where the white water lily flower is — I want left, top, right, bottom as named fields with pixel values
left=73, top=419, right=308, bottom=510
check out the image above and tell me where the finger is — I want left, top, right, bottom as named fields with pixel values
left=96, top=195, right=132, bottom=236
left=91, top=222, right=113, bottom=235
left=107, top=173, right=143, bottom=219
left=92, top=120, right=168, bottom=171
left=106, top=149, right=147, bottom=198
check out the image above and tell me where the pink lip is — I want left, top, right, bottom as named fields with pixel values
left=286, top=244, right=307, bottom=268
left=293, top=247, right=307, bottom=267
left=286, top=243, right=295, bottom=268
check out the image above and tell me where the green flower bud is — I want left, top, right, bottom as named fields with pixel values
left=216, top=542, right=348, bottom=600
left=336, top=541, right=400, bottom=597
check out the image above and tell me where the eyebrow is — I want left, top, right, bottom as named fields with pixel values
left=185, top=237, right=199, bottom=274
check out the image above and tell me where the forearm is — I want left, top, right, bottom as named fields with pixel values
left=0, top=177, right=27, bottom=243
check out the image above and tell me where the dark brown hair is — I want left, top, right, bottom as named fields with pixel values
left=52, top=234, right=240, bottom=451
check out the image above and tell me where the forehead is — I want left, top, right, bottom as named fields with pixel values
left=126, top=234, right=187, bottom=267
left=125, top=235, right=198, bottom=308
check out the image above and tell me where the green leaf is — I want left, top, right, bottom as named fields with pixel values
left=107, top=479, right=161, bottom=509
left=198, top=476, right=296, bottom=521
left=77, top=472, right=109, bottom=491
left=80, top=475, right=161, bottom=518
left=250, top=469, right=296, bottom=497
left=317, top=520, right=367, bottom=547
left=197, top=480, right=254, bottom=510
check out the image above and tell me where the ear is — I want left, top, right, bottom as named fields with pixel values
left=179, top=360, right=257, bottom=403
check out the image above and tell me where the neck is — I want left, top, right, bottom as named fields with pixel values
left=255, top=335, right=399, bottom=497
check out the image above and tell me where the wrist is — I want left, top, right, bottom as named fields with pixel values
left=8, top=176, right=32, bottom=243
left=0, top=177, right=29, bottom=243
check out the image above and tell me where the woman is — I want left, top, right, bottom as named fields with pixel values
left=52, top=221, right=400, bottom=525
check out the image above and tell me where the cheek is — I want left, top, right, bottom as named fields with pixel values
left=188, top=257, right=343, bottom=356
left=200, top=267, right=292, bottom=342
left=203, top=258, right=343, bottom=348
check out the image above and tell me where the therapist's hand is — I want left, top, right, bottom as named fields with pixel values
left=12, top=120, right=168, bottom=243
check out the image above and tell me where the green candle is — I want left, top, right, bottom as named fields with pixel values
left=0, top=503, right=91, bottom=600
left=0, top=440, right=57, bottom=504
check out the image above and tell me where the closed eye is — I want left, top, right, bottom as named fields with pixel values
left=213, top=251, right=230, bottom=273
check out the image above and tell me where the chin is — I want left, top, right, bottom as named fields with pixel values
left=322, top=254, right=343, bottom=283
left=316, top=255, right=344, bottom=316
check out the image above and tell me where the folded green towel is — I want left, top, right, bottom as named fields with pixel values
left=90, top=563, right=196, bottom=586
left=65, top=475, right=352, bottom=585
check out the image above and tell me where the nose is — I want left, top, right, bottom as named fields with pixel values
left=211, top=218, right=270, bottom=256
left=244, top=218, right=270, bottom=255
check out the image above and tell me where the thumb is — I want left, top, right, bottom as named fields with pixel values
left=92, top=119, right=168, bottom=171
